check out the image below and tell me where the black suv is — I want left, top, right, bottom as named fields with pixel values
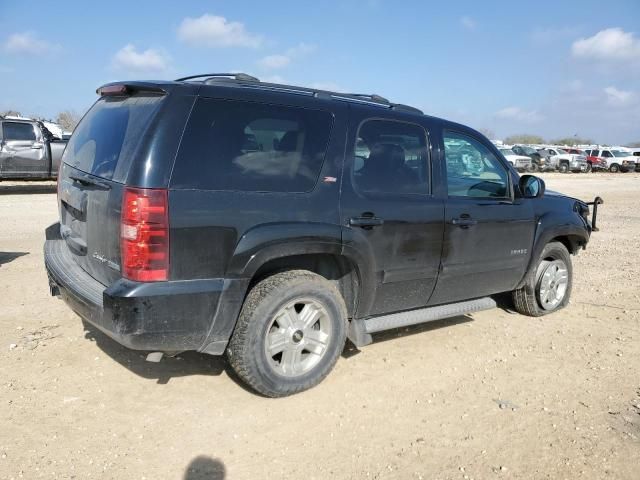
left=45, top=74, right=602, bottom=397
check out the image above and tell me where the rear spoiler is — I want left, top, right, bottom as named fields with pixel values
left=96, top=83, right=167, bottom=96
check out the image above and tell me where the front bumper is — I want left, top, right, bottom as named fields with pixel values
left=44, top=223, right=230, bottom=353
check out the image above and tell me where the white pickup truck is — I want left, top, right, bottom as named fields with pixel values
left=537, top=147, right=589, bottom=173
left=586, top=148, right=637, bottom=173
left=0, top=117, right=67, bottom=180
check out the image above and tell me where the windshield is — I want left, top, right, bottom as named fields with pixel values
left=556, top=148, right=568, bottom=154
left=62, top=94, right=164, bottom=182
left=520, top=146, right=536, bottom=154
left=499, top=148, right=514, bottom=155
left=612, top=150, right=630, bottom=157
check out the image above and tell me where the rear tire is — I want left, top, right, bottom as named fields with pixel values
left=528, top=163, right=539, bottom=173
left=559, top=162, right=569, bottom=173
left=227, top=270, right=347, bottom=397
left=512, top=242, right=572, bottom=317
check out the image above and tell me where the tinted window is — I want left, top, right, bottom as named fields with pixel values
left=62, top=94, right=163, bottom=181
left=172, top=98, right=333, bottom=192
left=352, top=120, right=429, bottom=195
left=3, top=122, right=36, bottom=141
left=444, top=131, right=509, bottom=198
left=602, top=150, right=613, bottom=158
left=591, top=150, right=599, bottom=156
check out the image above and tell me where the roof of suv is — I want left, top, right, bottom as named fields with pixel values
left=100, top=73, right=428, bottom=117
left=173, top=72, right=425, bottom=115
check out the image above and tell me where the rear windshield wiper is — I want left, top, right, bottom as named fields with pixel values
left=68, top=174, right=111, bottom=190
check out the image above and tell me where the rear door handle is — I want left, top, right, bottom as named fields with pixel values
left=349, top=216, right=384, bottom=228
left=451, top=217, right=477, bottom=228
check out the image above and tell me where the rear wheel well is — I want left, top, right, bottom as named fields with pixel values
left=250, top=254, right=359, bottom=317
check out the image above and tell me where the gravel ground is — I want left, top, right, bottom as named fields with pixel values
left=0, top=173, right=638, bottom=479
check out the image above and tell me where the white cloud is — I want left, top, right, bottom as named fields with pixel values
left=259, top=54, right=291, bottom=69
left=495, top=106, right=543, bottom=123
left=258, top=43, right=315, bottom=69
left=604, top=86, right=635, bottom=106
left=111, top=44, right=169, bottom=73
left=177, top=14, right=262, bottom=48
left=572, top=28, right=640, bottom=61
left=3, top=32, right=60, bottom=55
left=460, top=16, right=476, bottom=30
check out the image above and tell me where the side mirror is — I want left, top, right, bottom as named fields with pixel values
left=519, top=175, right=545, bottom=198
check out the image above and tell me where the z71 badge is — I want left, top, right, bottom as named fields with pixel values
left=511, top=248, right=528, bottom=256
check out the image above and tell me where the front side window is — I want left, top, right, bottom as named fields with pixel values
left=171, top=98, right=333, bottom=192
left=352, top=119, right=429, bottom=195
left=602, top=150, right=613, bottom=158
left=2, top=122, right=36, bottom=141
left=444, top=131, right=510, bottom=198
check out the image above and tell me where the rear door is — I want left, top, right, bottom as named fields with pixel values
left=58, top=93, right=167, bottom=286
left=340, top=107, right=444, bottom=316
left=0, top=121, right=46, bottom=176
left=429, top=129, right=536, bottom=305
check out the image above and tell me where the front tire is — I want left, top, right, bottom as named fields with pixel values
left=558, top=162, right=569, bottom=173
left=512, top=242, right=572, bottom=317
left=227, top=270, right=347, bottom=397
left=609, top=164, right=620, bottom=173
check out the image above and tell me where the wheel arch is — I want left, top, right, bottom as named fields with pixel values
left=199, top=223, right=371, bottom=354
left=516, top=215, right=588, bottom=289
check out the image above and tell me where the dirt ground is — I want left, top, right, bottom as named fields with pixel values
left=1, top=173, right=639, bottom=480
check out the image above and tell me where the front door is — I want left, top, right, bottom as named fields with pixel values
left=428, top=130, right=536, bottom=305
left=340, top=110, right=444, bottom=316
left=0, top=121, right=46, bottom=176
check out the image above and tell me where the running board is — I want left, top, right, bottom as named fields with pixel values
left=363, top=297, right=496, bottom=334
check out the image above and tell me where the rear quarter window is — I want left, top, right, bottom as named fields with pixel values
left=62, top=94, right=163, bottom=182
left=170, top=98, right=334, bottom=192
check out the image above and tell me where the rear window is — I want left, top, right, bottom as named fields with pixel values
left=171, top=98, right=334, bottom=192
left=3, top=122, right=36, bottom=141
left=62, top=94, right=163, bottom=181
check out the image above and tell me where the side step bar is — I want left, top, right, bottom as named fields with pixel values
left=364, top=297, right=496, bottom=334
left=348, top=297, right=497, bottom=347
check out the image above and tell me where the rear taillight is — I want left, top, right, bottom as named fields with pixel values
left=121, top=187, right=169, bottom=282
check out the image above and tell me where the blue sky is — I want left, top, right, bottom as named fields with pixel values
left=1, top=0, right=639, bottom=143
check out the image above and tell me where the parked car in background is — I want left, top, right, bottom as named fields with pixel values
left=537, top=147, right=588, bottom=173
left=512, top=145, right=549, bottom=172
left=630, top=149, right=640, bottom=171
left=585, top=148, right=636, bottom=173
left=0, top=116, right=67, bottom=179
left=583, top=149, right=608, bottom=171
left=498, top=147, right=532, bottom=172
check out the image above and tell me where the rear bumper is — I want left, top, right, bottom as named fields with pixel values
left=44, top=223, right=236, bottom=354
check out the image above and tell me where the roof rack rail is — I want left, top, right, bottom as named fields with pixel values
left=175, top=73, right=260, bottom=82
left=348, top=93, right=391, bottom=104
